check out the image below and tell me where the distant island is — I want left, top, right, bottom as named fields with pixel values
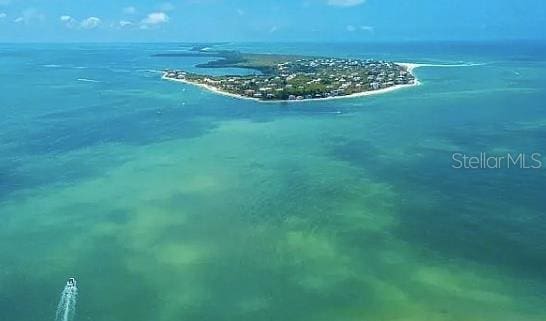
left=158, top=47, right=419, bottom=102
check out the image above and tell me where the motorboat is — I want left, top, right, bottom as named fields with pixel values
left=67, top=277, right=77, bottom=288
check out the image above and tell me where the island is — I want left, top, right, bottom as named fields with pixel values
left=158, top=48, right=418, bottom=102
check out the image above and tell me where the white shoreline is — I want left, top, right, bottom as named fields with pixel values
left=162, top=62, right=422, bottom=103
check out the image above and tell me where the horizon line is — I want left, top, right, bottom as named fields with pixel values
left=1, top=39, right=546, bottom=45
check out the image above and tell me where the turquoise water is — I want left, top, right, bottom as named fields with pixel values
left=1, top=42, right=545, bottom=321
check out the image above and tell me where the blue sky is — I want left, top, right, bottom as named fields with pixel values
left=0, top=0, right=545, bottom=42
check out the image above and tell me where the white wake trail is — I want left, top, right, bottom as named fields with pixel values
left=55, top=282, right=78, bottom=321
left=397, top=62, right=486, bottom=73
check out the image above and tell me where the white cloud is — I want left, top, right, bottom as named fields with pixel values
left=60, top=15, right=78, bottom=28
left=13, top=8, right=44, bottom=25
left=345, top=25, right=375, bottom=34
left=119, top=20, right=133, bottom=27
left=80, top=16, right=101, bottom=29
left=327, top=0, right=366, bottom=7
left=0, top=12, right=6, bottom=19
left=123, top=6, right=137, bottom=15
left=347, top=24, right=375, bottom=34
left=141, top=12, right=169, bottom=26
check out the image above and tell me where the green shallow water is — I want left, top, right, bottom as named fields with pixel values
left=1, top=43, right=545, bottom=321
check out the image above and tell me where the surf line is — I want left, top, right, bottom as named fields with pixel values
left=55, top=278, right=78, bottom=321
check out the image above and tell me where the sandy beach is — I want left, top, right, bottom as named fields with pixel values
left=163, top=75, right=261, bottom=102
left=163, top=62, right=421, bottom=103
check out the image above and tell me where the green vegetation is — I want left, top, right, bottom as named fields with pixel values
left=161, top=49, right=416, bottom=101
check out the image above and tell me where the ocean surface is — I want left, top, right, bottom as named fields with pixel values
left=1, top=42, right=545, bottom=321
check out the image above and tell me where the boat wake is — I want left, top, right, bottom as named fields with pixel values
left=55, top=278, right=78, bottom=321
left=397, top=62, right=485, bottom=73
left=419, top=63, right=484, bottom=68
left=77, top=78, right=101, bottom=83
